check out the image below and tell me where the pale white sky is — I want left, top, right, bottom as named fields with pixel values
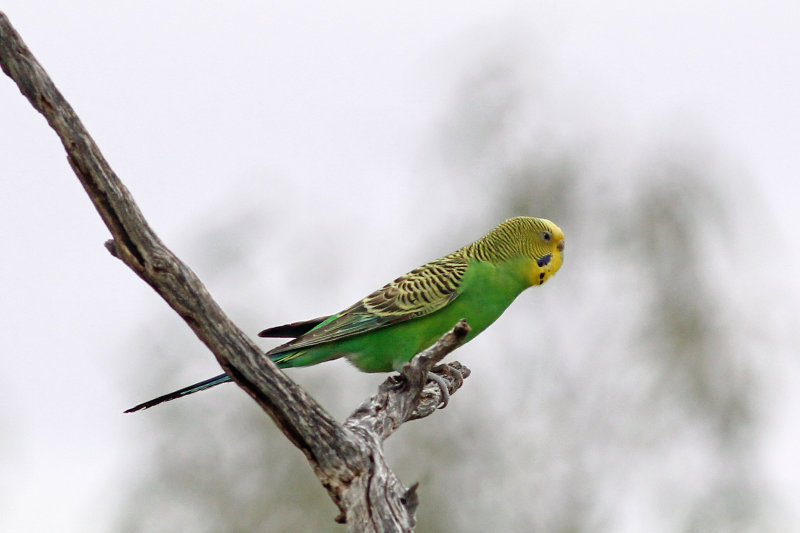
left=1, top=2, right=798, bottom=531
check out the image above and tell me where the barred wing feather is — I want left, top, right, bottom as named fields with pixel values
left=265, top=254, right=468, bottom=355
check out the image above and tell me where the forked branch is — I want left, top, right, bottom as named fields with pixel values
left=0, top=13, right=471, bottom=532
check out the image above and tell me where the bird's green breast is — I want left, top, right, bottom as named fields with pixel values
left=282, top=258, right=533, bottom=372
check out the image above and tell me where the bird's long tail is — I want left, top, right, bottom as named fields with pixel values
left=125, top=317, right=327, bottom=413
left=124, top=373, right=231, bottom=413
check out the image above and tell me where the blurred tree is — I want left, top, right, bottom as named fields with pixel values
left=114, top=41, right=775, bottom=533
left=403, top=51, right=768, bottom=532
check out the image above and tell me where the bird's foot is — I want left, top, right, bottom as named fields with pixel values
left=427, top=364, right=465, bottom=408
left=433, top=363, right=464, bottom=389
left=426, top=371, right=451, bottom=408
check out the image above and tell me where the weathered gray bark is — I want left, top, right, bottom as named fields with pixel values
left=0, top=13, right=471, bottom=532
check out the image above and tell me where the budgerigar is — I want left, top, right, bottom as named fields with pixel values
left=126, top=217, right=565, bottom=412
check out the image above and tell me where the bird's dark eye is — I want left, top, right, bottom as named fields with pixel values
left=541, top=231, right=552, bottom=242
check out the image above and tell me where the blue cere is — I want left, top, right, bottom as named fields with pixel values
left=537, top=254, right=552, bottom=268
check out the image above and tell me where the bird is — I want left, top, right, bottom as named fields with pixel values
left=125, top=216, right=565, bottom=413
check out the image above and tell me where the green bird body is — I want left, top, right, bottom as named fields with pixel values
left=126, top=217, right=564, bottom=412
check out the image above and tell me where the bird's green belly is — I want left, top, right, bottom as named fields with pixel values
left=344, top=294, right=510, bottom=372
left=284, top=262, right=527, bottom=372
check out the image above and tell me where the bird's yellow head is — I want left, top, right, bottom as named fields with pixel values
left=465, top=216, right=564, bottom=287
left=517, top=217, right=564, bottom=287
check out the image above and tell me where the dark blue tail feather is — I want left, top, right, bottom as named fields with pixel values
left=125, top=373, right=231, bottom=413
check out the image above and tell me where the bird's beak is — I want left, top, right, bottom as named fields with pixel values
left=557, top=240, right=565, bottom=252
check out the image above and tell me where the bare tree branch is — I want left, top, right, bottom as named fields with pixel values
left=0, top=12, right=471, bottom=531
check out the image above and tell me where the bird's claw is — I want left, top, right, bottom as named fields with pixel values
left=434, top=363, right=464, bottom=389
left=426, top=371, right=450, bottom=408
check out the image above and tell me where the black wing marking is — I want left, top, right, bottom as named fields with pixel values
left=258, top=316, right=331, bottom=338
